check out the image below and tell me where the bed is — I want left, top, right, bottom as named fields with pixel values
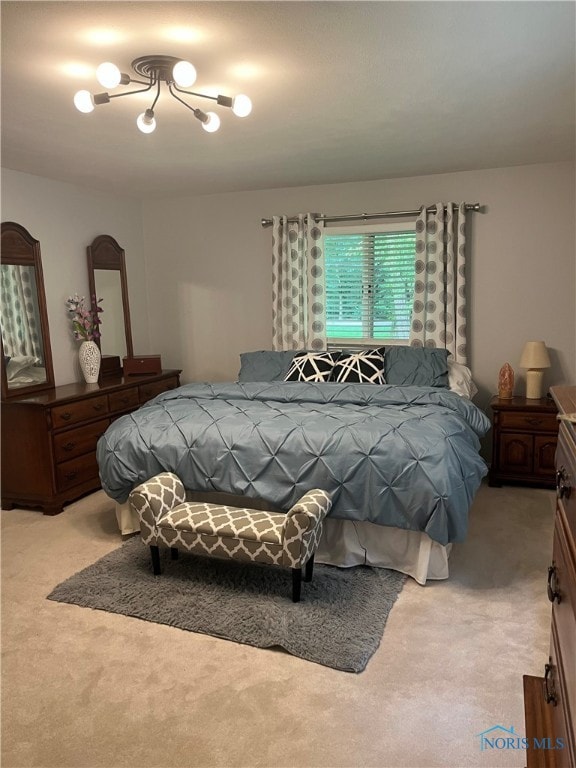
left=5, top=355, right=47, bottom=388
left=97, top=347, right=490, bottom=584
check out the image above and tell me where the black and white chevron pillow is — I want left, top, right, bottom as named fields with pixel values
left=332, top=348, right=386, bottom=384
left=284, top=351, right=341, bottom=382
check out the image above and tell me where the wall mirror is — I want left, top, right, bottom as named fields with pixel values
left=87, top=234, right=133, bottom=364
left=1, top=221, right=55, bottom=399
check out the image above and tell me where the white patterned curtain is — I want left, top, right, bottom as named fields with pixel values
left=410, top=202, right=468, bottom=364
left=0, top=264, right=42, bottom=358
left=271, top=213, right=327, bottom=351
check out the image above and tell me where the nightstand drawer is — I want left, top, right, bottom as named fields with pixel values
left=51, top=396, right=109, bottom=427
left=499, top=411, right=558, bottom=432
left=53, top=418, right=110, bottom=462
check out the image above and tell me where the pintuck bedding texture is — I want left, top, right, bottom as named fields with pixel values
left=97, top=380, right=491, bottom=546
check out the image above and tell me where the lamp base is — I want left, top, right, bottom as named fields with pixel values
left=525, top=369, right=545, bottom=400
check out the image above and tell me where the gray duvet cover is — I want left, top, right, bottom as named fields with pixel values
left=96, top=381, right=491, bottom=545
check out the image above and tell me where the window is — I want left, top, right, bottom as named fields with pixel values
left=324, top=222, right=416, bottom=345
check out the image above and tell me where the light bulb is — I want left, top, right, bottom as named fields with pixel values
left=232, top=94, right=252, bottom=117
left=96, top=62, right=121, bottom=89
left=136, top=110, right=156, bottom=134
left=173, top=60, right=197, bottom=87
left=73, top=90, right=95, bottom=113
left=201, top=111, right=220, bottom=133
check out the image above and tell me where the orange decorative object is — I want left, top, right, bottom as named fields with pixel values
left=498, top=363, right=515, bottom=399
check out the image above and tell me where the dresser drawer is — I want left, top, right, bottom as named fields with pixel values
left=557, top=425, right=576, bottom=542
left=550, top=513, right=576, bottom=727
left=56, top=452, right=100, bottom=492
left=139, top=376, right=179, bottom=404
left=549, top=619, right=576, bottom=767
left=108, top=387, right=140, bottom=414
left=1, top=369, right=181, bottom=515
left=51, top=396, right=109, bottom=428
left=499, top=411, right=558, bottom=432
left=53, top=418, right=110, bottom=462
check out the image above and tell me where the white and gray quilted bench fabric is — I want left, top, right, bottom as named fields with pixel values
left=129, top=472, right=332, bottom=601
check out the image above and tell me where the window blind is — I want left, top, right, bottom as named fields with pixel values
left=325, top=229, right=416, bottom=342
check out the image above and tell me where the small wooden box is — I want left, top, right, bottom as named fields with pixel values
left=123, top=355, right=162, bottom=376
left=100, top=355, right=122, bottom=379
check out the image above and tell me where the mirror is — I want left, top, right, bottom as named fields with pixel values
left=87, top=234, right=133, bottom=363
left=1, top=222, right=55, bottom=399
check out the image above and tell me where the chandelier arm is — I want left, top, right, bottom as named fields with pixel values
left=171, top=83, right=222, bottom=105
left=107, top=82, right=155, bottom=100
left=149, top=78, right=162, bottom=111
left=168, top=84, right=205, bottom=118
left=171, top=83, right=234, bottom=107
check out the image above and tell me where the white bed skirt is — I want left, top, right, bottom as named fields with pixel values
left=316, top=518, right=451, bottom=585
left=114, top=501, right=451, bottom=586
left=115, top=500, right=140, bottom=537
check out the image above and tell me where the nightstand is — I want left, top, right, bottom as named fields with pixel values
left=488, top=395, right=559, bottom=488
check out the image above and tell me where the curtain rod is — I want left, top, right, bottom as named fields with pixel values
left=260, top=203, right=482, bottom=228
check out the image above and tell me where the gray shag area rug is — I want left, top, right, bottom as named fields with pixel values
left=47, top=537, right=406, bottom=672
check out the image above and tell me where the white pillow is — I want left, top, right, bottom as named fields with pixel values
left=448, top=359, right=478, bottom=399
left=6, top=355, right=39, bottom=380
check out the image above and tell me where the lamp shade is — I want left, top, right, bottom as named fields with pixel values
left=519, top=341, right=551, bottom=369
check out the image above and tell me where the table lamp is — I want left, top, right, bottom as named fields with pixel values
left=519, top=341, right=551, bottom=399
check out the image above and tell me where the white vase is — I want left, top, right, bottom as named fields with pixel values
left=79, top=340, right=101, bottom=384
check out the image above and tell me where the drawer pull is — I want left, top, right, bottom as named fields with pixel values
left=544, top=662, right=557, bottom=706
left=526, top=417, right=542, bottom=426
left=64, top=470, right=77, bottom=481
left=547, top=565, right=561, bottom=604
left=556, top=466, right=571, bottom=499
left=60, top=412, right=72, bottom=421
left=92, top=403, right=105, bottom=412
left=62, top=442, right=76, bottom=453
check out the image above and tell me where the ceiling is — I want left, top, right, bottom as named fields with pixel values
left=1, top=1, right=575, bottom=199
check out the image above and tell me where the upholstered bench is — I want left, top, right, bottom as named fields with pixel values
left=129, top=472, right=332, bottom=602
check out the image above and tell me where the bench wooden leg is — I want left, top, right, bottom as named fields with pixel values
left=150, top=545, right=161, bottom=575
left=304, top=554, right=314, bottom=582
left=171, top=547, right=179, bottom=560
left=292, top=568, right=302, bottom=602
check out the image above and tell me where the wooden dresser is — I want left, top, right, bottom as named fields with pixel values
left=1, top=369, right=181, bottom=515
left=524, top=385, right=576, bottom=767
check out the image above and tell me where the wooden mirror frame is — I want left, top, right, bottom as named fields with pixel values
left=87, top=234, right=134, bottom=362
left=1, top=222, right=55, bottom=399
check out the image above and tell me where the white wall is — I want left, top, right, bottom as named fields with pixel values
left=141, top=161, right=575, bottom=413
left=3, top=161, right=574, bottom=415
left=1, top=169, right=149, bottom=386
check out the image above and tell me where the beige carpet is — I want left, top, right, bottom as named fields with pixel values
left=1, top=482, right=554, bottom=768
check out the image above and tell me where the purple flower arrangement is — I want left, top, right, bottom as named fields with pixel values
left=65, top=294, right=103, bottom=341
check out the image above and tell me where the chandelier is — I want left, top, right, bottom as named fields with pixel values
left=73, top=54, right=252, bottom=134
